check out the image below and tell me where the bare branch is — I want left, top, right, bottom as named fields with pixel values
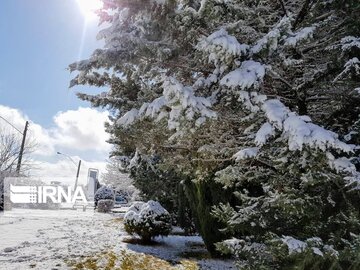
left=0, top=127, right=36, bottom=174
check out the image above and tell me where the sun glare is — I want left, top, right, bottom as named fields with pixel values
left=76, top=0, right=102, bottom=20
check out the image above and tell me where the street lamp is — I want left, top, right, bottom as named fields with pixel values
left=57, top=152, right=82, bottom=190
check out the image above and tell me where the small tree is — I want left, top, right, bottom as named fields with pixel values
left=124, top=200, right=172, bottom=243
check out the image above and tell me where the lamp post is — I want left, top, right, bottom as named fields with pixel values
left=57, top=152, right=82, bottom=191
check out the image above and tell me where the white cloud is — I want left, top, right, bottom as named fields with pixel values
left=0, top=105, right=111, bottom=182
left=52, top=107, right=111, bottom=153
left=0, top=105, right=53, bottom=155
left=0, top=105, right=31, bottom=134
left=0, top=105, right=110, bottom=155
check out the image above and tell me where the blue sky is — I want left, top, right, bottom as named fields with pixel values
left=0, top=0, right=101, bottom=127
left=0, top=0, right=111, bottom=182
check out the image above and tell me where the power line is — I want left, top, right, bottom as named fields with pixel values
left=0, top=115, right=24, bottom=135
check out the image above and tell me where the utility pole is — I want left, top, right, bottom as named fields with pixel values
left=16, top=121, right=29, bottom=174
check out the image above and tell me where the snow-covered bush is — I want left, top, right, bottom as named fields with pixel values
left=94, top=186, right=114, bottom=207
left=124, top=200, right=172, bottom=242
left=97, top=199, right=114, bottom=213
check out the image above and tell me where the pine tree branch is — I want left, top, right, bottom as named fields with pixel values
left=293, top=0, right=314, bottom=30
left=268, top=70, right=293, bottom=89
left=278, top=0, right=288, bottom=17
left=192, top=158, right=232, bottom=162
left=253, top=159, right=278, bottom=172
left=160, top=145, right=192, bottom=151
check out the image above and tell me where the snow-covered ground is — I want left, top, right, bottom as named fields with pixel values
left=0, top=208, right=234, bottom=270
left=0, top=208, right=121, bottom=269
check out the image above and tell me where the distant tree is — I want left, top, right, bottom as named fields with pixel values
left=102, top=158, right=140, bottom=201
left=0, top=127, right=35, bottom=173
left=0, top=127, right=36, bottom=211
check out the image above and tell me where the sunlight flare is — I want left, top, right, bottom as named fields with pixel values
left=76, top=0, right=102, bottom=20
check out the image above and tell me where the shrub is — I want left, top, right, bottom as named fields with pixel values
left=124, top=200, right=172, bottom=242
left=97, top=199, right=114, bottom=213
left=94, top=186, right=114, bottom=208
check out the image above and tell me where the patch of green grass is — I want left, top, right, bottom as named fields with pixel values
left=66, top=250, right=199, bottom=270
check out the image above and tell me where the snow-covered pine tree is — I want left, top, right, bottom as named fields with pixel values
left=69, top=0, right=360, bottom=265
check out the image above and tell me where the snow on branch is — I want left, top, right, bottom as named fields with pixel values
left=341, top=36, right=360, bottom=51
left=184, top=0, right=209, bottom=17
left=255, top=122, right=275, bottom=146
left=117, top=108, right=139, bottom=127
left=281, top=236, right=331, bottom=257
left=162, top=77, right=217, bottom=129
left=233, top=147, right=259, bottom=161
left=327, top=153, right=360, bottom=189
left=284, top=26, right=316, bottom=47
left=197, top=28, right=249, bottom=66
left=139, top=97, right=167, bottom=120
left=220, top=60, right=266, bottom=90
left=251, top=16, right=316, bottom=54
left=117, top=77, right=217, bottom=130
left=334, top=57, right=360, bottom=82
left=251, top=16, right=292, bottom=54
left=281, top=236, right=308, bottom=254
left=219, top=60, right=353, bottom=153
left=261, top=98, right=354, bottom=152
left=221, top=63, right=354, bottom=167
